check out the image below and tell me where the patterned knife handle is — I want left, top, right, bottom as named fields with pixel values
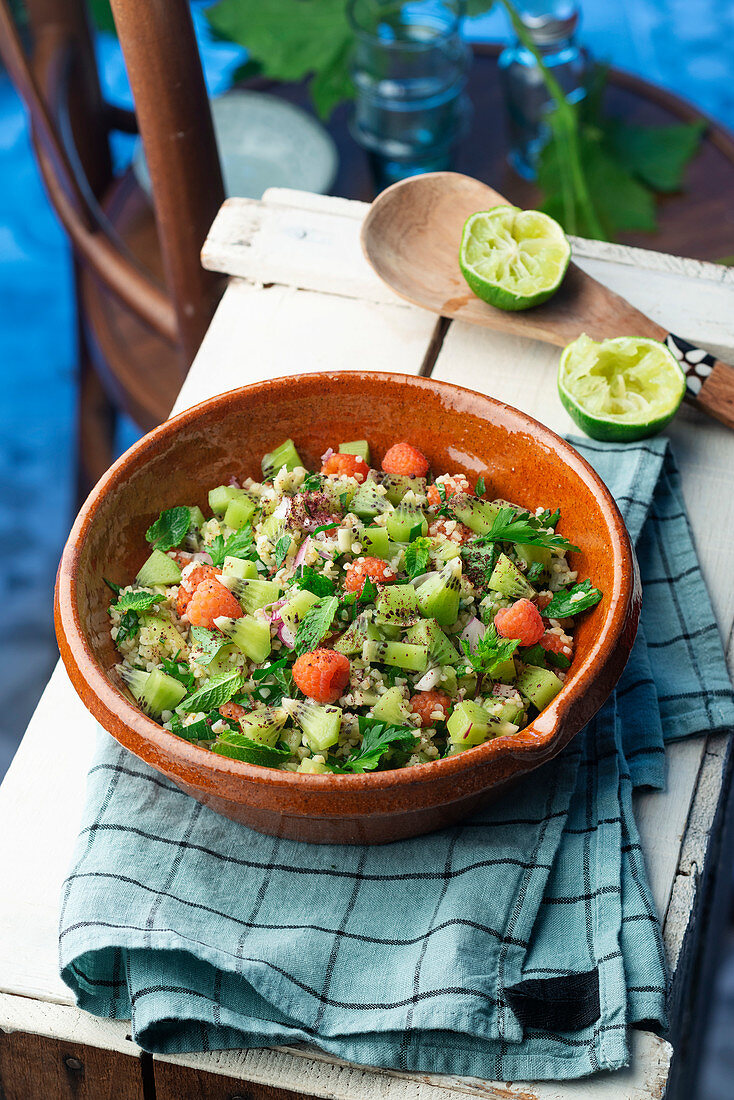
left=665, top=333, right=734, bottom=430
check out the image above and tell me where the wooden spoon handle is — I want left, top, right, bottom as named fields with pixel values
left=665, top=334, right=734, bottom=430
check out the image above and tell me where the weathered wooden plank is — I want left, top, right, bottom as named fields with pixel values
left=173, top=278, right=439, bottom=415
left=154, top=1058, right=324, bottom=1100
left=202, top=194, right=734, bottom=357
left=0, top=1023, right=144, bottom=1100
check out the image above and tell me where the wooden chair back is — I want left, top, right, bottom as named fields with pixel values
left=0, top=0, right=226, bottom=367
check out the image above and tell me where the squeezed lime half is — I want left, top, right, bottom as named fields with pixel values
left=559, top=333, right=686, bottom=442
left=459, top=206, right=571, bottom=311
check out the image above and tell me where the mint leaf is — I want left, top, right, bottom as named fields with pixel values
left=293, top=595, right=339, bottom=655
left=475, top=476, right=486, bottom=498
left=162, top=658, right=195, bottom=691
left=461, top=541, right=499, bottom=592
left=313, top=522, right=338, bottom=535
left=526, top=561, right=545, bottom=584
left=359, top=576, right=378, bottom=605
left=303, top=473, right=323, bottom=491
left=337, top=716, right=418, bottom=773
left=113, top=590, right=164, bottom=614
left=212, top=732, right=291, bottom=767
left=252, top=658, right=292, bottom=705
left=274, top=535, right=291, bottom=571
left=115, top=610, right=139, bottom=644
left=476, top=508, right=579, bottom=553
left=178, top=670, right=243, bottom=713
left=543, top=580, right=602, bottom=619
left=189, top=625, right=228, bottom=666
left=404, top=536, right=432, bottom=579
left=145, top=506, right=191, bottom=552
left=295, top=566, right=335, bottom=598
left=104, top=577, right=121, bottom=595
left=170, top=710, right=225, bottom=742
left=208, top=525, right=256, bottom=567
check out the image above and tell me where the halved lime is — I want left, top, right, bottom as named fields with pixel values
left=559, top=334, right=686, bottom=442
left=459, top=206, right=571, bottom=311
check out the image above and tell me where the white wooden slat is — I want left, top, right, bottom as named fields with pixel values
left=0, top=992, right=140, bottom=1057
left=172, top=278, right=439, bottom=416
left=202, top=195, right=734, bottom=358
left=154, top=1029, right=671, bottom=1100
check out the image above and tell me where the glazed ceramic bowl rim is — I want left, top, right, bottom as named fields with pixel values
left=56, top=371, right=635, bottom=793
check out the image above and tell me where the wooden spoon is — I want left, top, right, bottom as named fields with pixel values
left=361, top=171, right=734, bottom=430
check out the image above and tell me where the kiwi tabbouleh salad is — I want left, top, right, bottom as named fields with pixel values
left=108, top=438, right=603, bottom=774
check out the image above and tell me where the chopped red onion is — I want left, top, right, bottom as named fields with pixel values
left=414, top=667, right=442, bottom=691
left=459, top=616, right=485, bottom=650
left=321, top=447, right=334, bottom=464
left=277, top=621, right=296, bottom=649
left=227, top=475, right=241, bottom=488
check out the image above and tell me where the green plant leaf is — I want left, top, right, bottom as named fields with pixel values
left=212, top=732, right=291, bottom=767
left=293, top=595, right=339, bottom=655
left=606, top=119, right=706, bottom=193
left=145, top=506, right=191, bottom=552
left=335, top=716, right=418, bottom=773
left=178, top=670, right=243, bottom=713
left=543, top=579, right=602, bottom=619
left=112, top=590, right=164, bottom=614
left=206, top=0, right=354, bottom=119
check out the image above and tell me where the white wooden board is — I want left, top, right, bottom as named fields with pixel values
left=1, top=187, right=732, bottom=1099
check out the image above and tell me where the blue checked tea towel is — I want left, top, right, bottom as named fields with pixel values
left=59, top=439, right=734, bottom=1081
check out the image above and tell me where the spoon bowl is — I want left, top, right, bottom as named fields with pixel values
left=360, top=171, right=734, bottom=429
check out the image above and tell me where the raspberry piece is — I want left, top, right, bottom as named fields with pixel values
left=321, top=453, right=369, bottom=483
left=494, top=598, right=544, bottom=647
left=187, top=578, right=243, bottom=629
left=344, top=556, right=396, bottom=594
left=428, top=517, right=473, bottom=544
left=381, top=442, right=429, bottom=478
left=219, top=701, right=248, bottom=724
left=426, top=474, right=471, bottom=508
left=540, top=631, right=571, bottom=656
left=410, top=691, right=452, bottom=728
left=176, top=563, right=222, bottom=616
left=293, top=649, right=351, bottom=704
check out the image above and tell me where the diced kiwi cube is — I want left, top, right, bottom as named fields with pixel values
left=122, top=667, right=186, bottom=717
left=136, top=548, right=182, bottom=587
left=222, top=556, right=258, bottom=581
left=298, top=757, right=330, bottom=774
left=371, top=685, right=410, bottom=725
left=208, top=485, right=239, bottom=515
left=224, top=495, right=256, bottom=531
left=406, top=618, right=459, bottom=666
left=374, top=585, right=419, bottom=626
left=139, top=613, right=188, bottom=657
left=450, top=495, right=502, bottom=535
left=380, top=474, right=427, bottom=505
left=350, top=483, right=392, bottom=520
left=187, top=505, right=206, bottom=530
left=488, top=553, right=535, bottom=599
left=361, top=526, right=390, bottom=559
left=239, top=706, right=286, bottom=746
left=215, top=615, right=271, bottom=663
left=516, top=543, right=552, bottom=572
left=447, top=700, right=493, bottom=746
left=230, top=578, right=281, bottom=613
left=261, top=438, right=302, bottom=478
left=363, top=640, right=428, bottom=673
left=516, top=666, right=564, bottom=710
left=491, top=656, right=517, bottom=684
left=289, top=701, right=342, bottom=753
left=339, top=440, right=370, bottom=463
left=417, top=560, right=462, bottom=627
left=334, top=613, right=381, bottom=655
left=386, top=504, right=428, bottom=543
left=279, top=589, right=319, bottom=633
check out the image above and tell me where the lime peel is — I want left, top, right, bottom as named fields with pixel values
left=559, top=334, right=686, bottom=442
left=459, top=206, right=571, bottom=312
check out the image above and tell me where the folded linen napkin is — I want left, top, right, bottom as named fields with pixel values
left=59, top=439, right=734, bottom=1081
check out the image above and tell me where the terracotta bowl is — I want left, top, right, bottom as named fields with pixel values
left=55, top=372, right=640, bottom=845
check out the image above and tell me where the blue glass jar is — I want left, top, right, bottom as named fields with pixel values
left=499, top=1, right=589, bottom=179
left=348, top=0, right=471, bottom=190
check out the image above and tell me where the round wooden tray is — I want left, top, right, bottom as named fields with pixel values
left=247, top=42, right=734, bottom=263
